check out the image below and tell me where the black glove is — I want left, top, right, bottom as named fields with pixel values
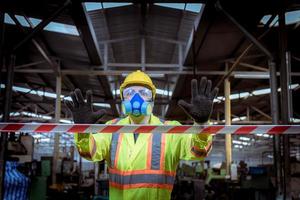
left=178, top=77, right=219, bottom=123
left=65, top=88, right=106, bottom=124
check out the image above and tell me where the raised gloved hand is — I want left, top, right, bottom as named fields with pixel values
left=65, top=88, right=106, bottom=124
left=178, top=77, right=219, bottom=124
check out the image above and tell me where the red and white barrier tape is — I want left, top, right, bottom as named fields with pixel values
left=0, top=123, right=299, bottom=134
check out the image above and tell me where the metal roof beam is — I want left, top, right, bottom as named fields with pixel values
left=8, top=69, right=300, bottom=77
left=216, top=1, right=273, bottom=60
left=9, top=14, right=60, bottom=76
left=71, top=0, right=102, bottom=65
left=11, top=1, right=70, bottom=53
left=183, top=2, right=216, bottom=66
left=15, top=60, right=47, bottom=69
left=97, top=35, right=185, bottom=45
left=228, top=61, right=268, bottom=72
left=250, top=106, right=272, bottom=120
left=15, top=77, right=50, bottom=114
left=9, top=13, right=76, bottom=95
left=83, top=0, right=207, bottom=2
left=71, top=0, right=119, bottom=116
left=99, top=3, right=117, bottom=63
left=97, top=5, right=120, bottom=116
left=106, top=63, right=181, bottom=68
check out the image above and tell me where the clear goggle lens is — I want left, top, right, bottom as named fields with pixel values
left=123, top=86, right=153, bottom=100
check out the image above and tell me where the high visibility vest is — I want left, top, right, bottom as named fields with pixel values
left=74, top=114, right=212, bottom=200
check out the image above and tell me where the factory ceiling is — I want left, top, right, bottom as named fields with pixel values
left=1, top=0, right=300, bottom=156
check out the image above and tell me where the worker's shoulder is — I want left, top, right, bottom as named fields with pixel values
left=150, top=114, right=181, bottom=125
left=149, top=114, right=179, bottom=125
left=105, top=117, right=128, bottom=125
left=163, top=120, right=181, bottom=125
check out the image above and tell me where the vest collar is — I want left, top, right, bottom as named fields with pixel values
left=122, top=114, right=163, bottom=125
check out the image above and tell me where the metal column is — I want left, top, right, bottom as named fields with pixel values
left=224, top=64, right=232, bottom=175
left=94, top=162, right=99, bottom=195
left=269, top=60, right=282, bottom=196
left=278, top=5, right=291, bottom=199
left=0, top=12, right=4, bottom=90
left=104, top=43, right=108, bottom=71
left=246, top=107, right=250, bottom=121
left=141, top=37, right=146, bottom=71
left=0, top=55, right=15, bottom=199
left=52, top=76, right=62, bottom=185
left=178, top=44, right=183, bottom=68
left=286, top=52, right=293, bottom=120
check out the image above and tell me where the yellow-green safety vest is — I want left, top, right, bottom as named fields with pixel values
left=74, top=114, right=212, bottom=200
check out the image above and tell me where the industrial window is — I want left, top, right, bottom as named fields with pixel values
left=260, top=10, right=300, bottom=26
left=4, top=13, right=79, bottom=36
left=154, top=3, right=203, bottom=13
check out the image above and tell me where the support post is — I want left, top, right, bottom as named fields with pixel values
left=278, top=4, right=291, bottom=199
left=0, top=12, right=4, bottom=91
left=0, top=55, right=15, bottom=199
left=269, top=60, right=282, bottom=196
left=286, top=52, right=293, bottom=120
left=178, top=44, right=183, bottom=69
left=104, top=43, right=108, bottom=71
left=246, top=107, right=250, bottom=121
left=141, top=37, right=146, bottom=71
left=79, top=156, right=82, bottom=188
left=224, top=64, right=232, bottom=175
left=217, top=111, right=220, bottom=123
left=52, top=76, right=62, bottom=185
left=94, top=162, right=99, bottom=195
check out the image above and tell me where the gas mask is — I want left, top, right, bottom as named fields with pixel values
left=121, top=93, right=153, bottom=117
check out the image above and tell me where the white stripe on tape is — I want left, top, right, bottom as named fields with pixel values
left=0, top=123, right=300, bottom=134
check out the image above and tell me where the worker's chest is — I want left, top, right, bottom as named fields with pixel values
left=112, top=133, right=176, bottom=171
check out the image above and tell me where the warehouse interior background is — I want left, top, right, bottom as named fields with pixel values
left=1, top=0, right=300, bottom=199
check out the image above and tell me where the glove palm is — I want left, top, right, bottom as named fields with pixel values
left=65, top=89, right=106, bottom=124
left=178, top=77, right=219, bottom=123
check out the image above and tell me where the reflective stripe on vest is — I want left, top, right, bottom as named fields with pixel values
left=109, top=168, right=175, bottom=190
left=110, top=118, right=167, bottom=169
left=110, top=182, right=173, bottom=190
left=110, top=173, right=175, bottom=185
left=151, top=133, right=162, bottom=170
left=110, top=132, right=164, bottom=169
left=110, top=133, right=120, bottom=167
left=109, top=168, right=175, bottom=176
left=191, top=141, right=212, bottom=157
left=110, top=118, right=122, bottom=167
left=108, top=118, right=176, bottom=190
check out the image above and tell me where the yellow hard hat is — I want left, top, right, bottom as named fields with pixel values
left=120, top=70, right=156, bottom=100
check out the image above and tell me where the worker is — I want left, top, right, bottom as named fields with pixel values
left=66, top=70, right=219, bottom=200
